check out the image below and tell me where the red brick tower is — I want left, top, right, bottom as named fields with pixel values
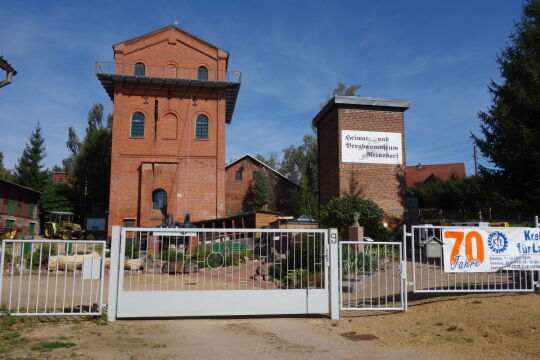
left=97, top=26, right=240, bottom=235
left=313, top=96, right=409, bottom=223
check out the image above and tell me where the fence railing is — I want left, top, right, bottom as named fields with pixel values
left=117, top=228, right=327, bottom=292
left=409, top=226, right=535, bottom=293
left=0, top=239, right=106, bottom=316
left=96, top=62, right=242, bottom=83
left=339, top=241, right=404, bottom=311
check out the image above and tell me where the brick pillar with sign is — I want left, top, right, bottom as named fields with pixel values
left=313, top=96, right=409, bottom=225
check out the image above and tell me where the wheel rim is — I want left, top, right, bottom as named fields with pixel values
left=61, top=233, right=69, bottom=240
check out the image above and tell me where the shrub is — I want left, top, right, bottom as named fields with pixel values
left=24, top=243, right=57, bottom=270
left=319, top=195, right=390, bottom=240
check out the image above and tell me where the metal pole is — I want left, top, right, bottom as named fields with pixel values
left=402, top=225, right=408, bottom=311
left=328, top=228, right=340, bottom=322
left=107, top=226, right=121, bottom=322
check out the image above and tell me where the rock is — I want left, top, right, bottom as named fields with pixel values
left=48, top=252, right=101, bottom=271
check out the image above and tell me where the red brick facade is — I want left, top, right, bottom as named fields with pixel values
left=100, top=26, right=239, bottom=235
left=52, top=172, right=70, bottom=184
left=0, top=179, right=40, bottom=236
left=225, top=155, right=297, bottom=215
left=314, top=97, right=409, bottom=223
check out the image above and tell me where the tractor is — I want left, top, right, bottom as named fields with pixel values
left=44, top=211, right=83, bottom=240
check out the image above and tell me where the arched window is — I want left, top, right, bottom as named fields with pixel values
left=130, top=112, right=145, bottom=138
left=134, top=62, right=145, bottom=76
left=197, top=66, right=208, bottom=81
left=195, top=114, right=209, bottom=140
left=152, top=189, right=167, bottom=211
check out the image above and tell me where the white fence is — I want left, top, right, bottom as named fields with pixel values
left=108, top=227, right=339, bottom=320
left=0, top=239, right=106, bottom=316
left=339, top=241, right=405, bottom=311
left=408, top=226, right=536, bottom=293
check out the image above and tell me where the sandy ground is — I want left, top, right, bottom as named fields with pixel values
left=1, top=293, right=538, bottom=360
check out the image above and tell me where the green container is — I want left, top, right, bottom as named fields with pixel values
left=23, top=242, right=33, bottom=256
left=212, top=243, right=247, bottom=252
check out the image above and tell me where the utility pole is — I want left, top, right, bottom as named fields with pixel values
left=473, top=145, right=478, bottom=176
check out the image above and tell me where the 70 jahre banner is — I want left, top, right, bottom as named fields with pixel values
left=442, top=227, right=540, bottom=272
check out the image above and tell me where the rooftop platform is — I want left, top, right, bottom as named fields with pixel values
left=96, top=62, right=241, bottom=124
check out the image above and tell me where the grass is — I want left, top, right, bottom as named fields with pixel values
left=31, top=341, right=76, bottom=352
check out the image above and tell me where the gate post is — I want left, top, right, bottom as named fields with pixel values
left=107, top=226, right=121, bottom=322
left=328, top=228, right=340, bottom=321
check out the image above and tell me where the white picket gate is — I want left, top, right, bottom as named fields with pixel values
left=107, top=226, right=340, bottom=320
left=0, top=239, right=106, bottom=316
left=339, top=241, right=406, bottom=311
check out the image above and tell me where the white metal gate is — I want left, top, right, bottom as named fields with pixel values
left=408, top=225, right=536, bottom=293
left=339, top=241, right=406, bottom=311
left=0, top=239, right=106, bottom=316
left=109, top=226, right=333, bottom=319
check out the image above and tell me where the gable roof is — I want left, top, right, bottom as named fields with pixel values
left=226, top=154, right=297, bottom=185
left=0, top=179, right=41, bottom=194
left=405, top=163, right=466, bottom=187
left=113, top=25, right=228, bottom=57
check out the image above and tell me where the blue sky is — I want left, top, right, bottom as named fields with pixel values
left=0, top=0, right=524, bottom=175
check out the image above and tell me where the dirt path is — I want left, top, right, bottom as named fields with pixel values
left=5, top=316, right=444, bottom=360
left=2, top=293, right=538, bottom=359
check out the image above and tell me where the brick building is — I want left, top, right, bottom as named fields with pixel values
left=405, top=163, right=466, bottom=187
left=97, top=26, right=240, bottom=235
left=313, top=96, right=409, bottom=223
left=0, top=179, right=40, bottom=236
left=52, top=172, right=70, bottom=184
left=225, top=154, right=297, bottom=214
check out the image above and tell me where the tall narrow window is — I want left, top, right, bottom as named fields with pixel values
left=130, top=112, right=145, bottom=138
left=195, top=114, right=209, bottom=139
left=152, top=189, right=167, bottom=211
left=235, top=170, right=242, bottom=180
left=197, top=66, right=208, bottom=81
left=134, top=62, right=145, bottom=76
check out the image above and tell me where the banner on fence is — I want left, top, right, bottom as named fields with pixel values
left=442, top=227, right=540, bottom=272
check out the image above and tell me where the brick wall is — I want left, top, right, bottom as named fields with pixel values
left=315, top=100, right=408, bottom=223
left=0, top=180, right=40, bottom=235
left=106, top=27, right=229, bottom=235
left=225, top=156, right=296, bottom=215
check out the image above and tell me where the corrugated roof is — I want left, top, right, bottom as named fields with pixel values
left=0, top=179, right=41, bottom=194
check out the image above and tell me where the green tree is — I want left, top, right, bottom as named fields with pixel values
left=280, top=134, right=318, bottom=217
left=40, top=182, right=75, bottom=223
left=14, top=122, right=48, bottom=191
left=472, top=0, right=540, bottom=210
left=289, top=175, right=318, bottom=218
left=255, top=152, right=280, bottom=169
left=321, top=82, right=361, bottom=108
left=0, top=152, right=14, bottom=181
left=250, top=168, right=269, bottom=210
left=319, top=195, right=387, bottom=239
left=63, top=103, right=112, bottom=218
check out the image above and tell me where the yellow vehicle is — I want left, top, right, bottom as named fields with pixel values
left=44, top=211, right=83, bottom=240
left=489, top=222, right=510, bottom=227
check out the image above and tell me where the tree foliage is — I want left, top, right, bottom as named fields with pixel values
left=473, top=0, right=540, bottom=210
left=319, top=196, right=387, bottom=239
left=14, top=122, right=48, bottom=191
left=409, top=176, right=524, bottom=211
left=40, top=182, right=76, bottom=223
left=62, top=103, right=112, bottom=217
left=321, top=82, right=361, bottom=108
left=280, top=134, right=319, bottom=217
left=0, top=152, right=14, bottom=181
left=250, top=168, right=269, bottom=210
